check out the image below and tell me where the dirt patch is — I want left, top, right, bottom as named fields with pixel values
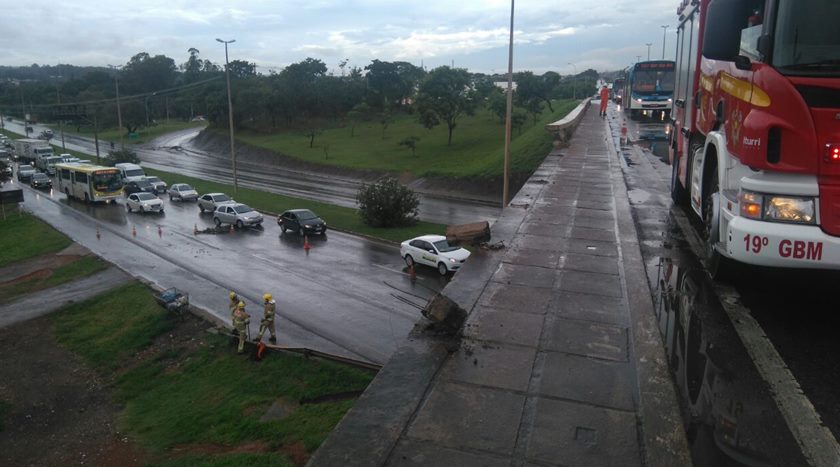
left=0, top=315, right=145, bottom=467
left=0, top=251, right=84, bottom=283
left=170, top=440, right=271, bottom=456
left=281, top=441, right=310, bottom=466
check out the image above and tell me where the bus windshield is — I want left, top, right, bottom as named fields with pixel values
left=632, top=63, right=675, bottom=93
left=773, top=0, right=840, bottom=75
left=92, top=171, right=123, bottom=192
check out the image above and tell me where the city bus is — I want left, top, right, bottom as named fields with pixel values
left=624, top=60, right=676, bottom=118
left=55, top=163, right=123, bottom=203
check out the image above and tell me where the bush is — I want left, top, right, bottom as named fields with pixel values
left=356, top=177, right=419, bottom=227
left=107, top=149, right=140, bottom=165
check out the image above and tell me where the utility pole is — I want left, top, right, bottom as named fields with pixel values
left=661, top=25, right=670, bottom=60
left=56, top=85, right=66, bottom=150
left=502, top=0, right=515, bottom=207
left=108, top=64, right=124, bottom=149
left=217, top=38, right=238, bottom=195
left=636, top=55, right=642, bottom=63
left=646, top=43, right=653, bottom=61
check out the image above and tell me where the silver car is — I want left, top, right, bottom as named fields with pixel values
left=167, top=183, right=198, bottom=201
left=145, top=176, right=167, bottom=194
left=198, top=192, right=235, bottom=213
left=213, top=203, right=264, bottom=229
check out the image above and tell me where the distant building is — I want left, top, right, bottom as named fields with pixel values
left=493, top=81, right=518, bottom=91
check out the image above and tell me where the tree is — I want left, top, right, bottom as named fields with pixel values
left=346, top=102, right=370, bottom=137
left=107, top=148, right=140, bottom=165
left=399, top=136, right=420, bottom=156
left=380, top=110, right=394, bottom=140
left=487, top=89, right=508, bottom=123
left=515, top=71, right=558, bottom=112
left=356, top=177, right=419, bottom=227
left=304, top=129, right=322, bottom=148
left=511, top=111, right=527, bottom=135
left=415, top=66, right=477, bottom=146
left=228, top=60, right=257, bottom=79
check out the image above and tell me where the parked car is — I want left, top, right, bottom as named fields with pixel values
left=213, top=203, right=264, bottom=229
left=400, top=234, right=471, bottom=276
left=168, top=183, right=198, bottom=201
left=16, top=164, right=36, bottom=182
left=126, top=192, right=164, bottom=214
left=198, top=192, right=235, bottom=212
left=29, top=172, right=52, bottom=189
left=277, top=209, right=327, bottom=236
left=124, top=179, right=156, bottom=196
left=1, top=163, right=12, bottom=178
left=145, top=176, right=167, bottom=194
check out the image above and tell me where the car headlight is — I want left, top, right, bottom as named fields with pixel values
left=449, top=258, right=457, bottom=263
left=304, top=224, right=312, bottom=228
left=636, top=98, right=642, bottom=103
left=738, top=191, right=815, bottom=224
left=668, top=98, right=673, bottom=102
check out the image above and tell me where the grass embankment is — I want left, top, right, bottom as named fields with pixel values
left=0, top=212, right=71, bottom=266
left=144, top=167, right=443, bottom=243
left=234, top=100, right=578, bottom=179
left=0, top=212, right=109, bottom=303
left=62, top=120, right=208, bottom=146
left=51, top=282, right=374, bottom=466
left=2, top=129, right=445, bottom=243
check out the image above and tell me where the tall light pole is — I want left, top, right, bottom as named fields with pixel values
left=108, top=64, right=124, bottom=150
left=217, top=38, right=238, bottom=195
left=661, top=25, right=670, bottom=60
left=645, top=43, right=653, bottom=61
left=55, top=84, right=66, bottom=150
left=636, top=55, right=642, bottom=63
left=502, top=0, right=515, bottom=207
left=568, top=62, right=577, bottom=100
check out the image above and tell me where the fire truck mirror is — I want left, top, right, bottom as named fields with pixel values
left=702, top=0, right=749, bottom=61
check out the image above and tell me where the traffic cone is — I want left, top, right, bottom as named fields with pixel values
left=158, top=225, right=162, bottom=238
left=194, top=223, right=198, bottom=235
left=409, top=264, right=416, bottom=281
left=620, top=120, right=628, bottom=145
left=96, top=226, right=101, bottom=241
left=303, top=235, right=311, bottom=251
left=132, top=225, right=137, bottom=237
left=256, top=342, right=266, bottom=360
left=229, top=223, right=235, bottom=234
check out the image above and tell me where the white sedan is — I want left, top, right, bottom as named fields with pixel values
left=198, top=192, right=235, bottom=213
left=126, top=192, right=164, bottom=214
left=400, top=234, right=470, bottom=276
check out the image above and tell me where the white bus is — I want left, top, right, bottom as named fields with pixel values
left=55, top=163, right=123, bottom=203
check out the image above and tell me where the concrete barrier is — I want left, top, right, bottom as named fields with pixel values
left=545, top=98, right=591, bottom=146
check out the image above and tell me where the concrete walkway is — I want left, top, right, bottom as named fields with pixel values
left=309, top=104, right=691, bottom=466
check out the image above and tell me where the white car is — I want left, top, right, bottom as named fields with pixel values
left=213, top=203, right=264, bottom=229
left=168, top=183, right=198, bottom=201
left=126, top=192, right=164, bottom=214
left=400, top=234, right=471, bottom=276
left=198, top=192, right=235, bottom=213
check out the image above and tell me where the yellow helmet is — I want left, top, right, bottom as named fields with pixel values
left=229, top=291, right=237, bottom=300
left=237, top=301, right=245, bottom=309
left=263, top=293, right=272, bottom=301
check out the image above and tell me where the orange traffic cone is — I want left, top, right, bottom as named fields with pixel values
left=303, top=235, right=311, bottom=251
left=409, top=264, right=416, bottom=281
left=620, top=120, right=628, bottom=145
left=256, top=342, right=267, bottom=360
left=132, top=225, right=137, bottom=237
left=229, top=223, right=235, bottom=234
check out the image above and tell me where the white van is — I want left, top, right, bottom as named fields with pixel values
left=114, top=163, right=146, bottom=183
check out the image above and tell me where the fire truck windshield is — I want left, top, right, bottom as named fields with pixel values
left=773, top=0, right=840, bottom=75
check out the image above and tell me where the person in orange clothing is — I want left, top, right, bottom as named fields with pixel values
left=599, top=85, right=610, bottom=117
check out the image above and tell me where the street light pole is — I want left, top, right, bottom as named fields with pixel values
left=217, top=38, right=238, bottom=195
left=568, top=62, right=577, bottom=100
left=56, top=85, right=66, bottom=150
left=502, top=0, right=515, bottom=208
left=661, top=25, right=670, bottom=60
left=646, top=43, right=653, bottom=61
left=108, top=64, right=124, bottom=150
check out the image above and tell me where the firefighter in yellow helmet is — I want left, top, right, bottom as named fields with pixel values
left=254, top=293, right=277, bottom=344
left=232, top=301, right=250, bottom=354
left=228, top=291, right=241, bottom=332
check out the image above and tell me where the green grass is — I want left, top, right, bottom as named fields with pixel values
left=0, top=256, right=109, bottom=305
left=51, top=282, right=175, bottom=370
left=49, top=281, right=375, bottom=464
left=232, top=100, right=577, bottom=179
left=62, top=121, right=208, bottom=146
left=143, top=167, right=445, bottom=243
left=0, top=399, right=10, bottom=432
left=0, top=212, right=72, bottom=267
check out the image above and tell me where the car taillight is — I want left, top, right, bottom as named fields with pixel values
left=825, top=143, right=840, bottom=162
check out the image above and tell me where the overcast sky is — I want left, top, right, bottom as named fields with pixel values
left=2, top=0, right=677, bottom=75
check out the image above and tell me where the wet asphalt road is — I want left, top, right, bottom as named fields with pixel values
left=4, top=120, right=501, bottom=226
left=610, top=104, right=840, bottom=466
left=4, top=173, right=449, bottom=365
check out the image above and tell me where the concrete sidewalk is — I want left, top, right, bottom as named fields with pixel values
left=309, top=105, right=690, bottom=466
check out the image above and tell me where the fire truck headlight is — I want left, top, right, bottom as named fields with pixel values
left=764, top=196, right=815, bottom=224
left=738, top=191, right=763, bottom=220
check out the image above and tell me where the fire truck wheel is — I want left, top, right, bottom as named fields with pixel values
left=701, top=171, right=737, bottom=281
left=670, top=153, right=688, bottom=207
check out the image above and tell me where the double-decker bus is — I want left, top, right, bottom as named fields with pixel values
left=624, top=60, right=676, bottom=118
left=55, top=163, right=123, bottom=203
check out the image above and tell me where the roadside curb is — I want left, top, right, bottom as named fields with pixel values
left=606, top=116, right=693, bottom=466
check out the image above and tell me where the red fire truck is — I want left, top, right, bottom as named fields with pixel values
left=669, top=0, right=840, bottom=275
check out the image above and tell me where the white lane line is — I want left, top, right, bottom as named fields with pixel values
left=629, top=145, right=840, bottom=467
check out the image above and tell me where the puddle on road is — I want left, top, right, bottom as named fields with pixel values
left=627, top=188, right=651, bottom=205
